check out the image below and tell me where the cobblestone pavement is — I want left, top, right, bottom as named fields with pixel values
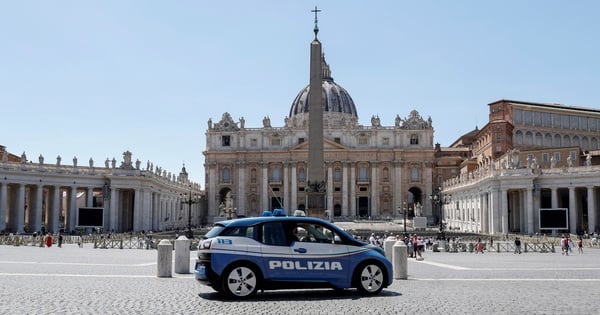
left=1, top=244, right=599, bottom=315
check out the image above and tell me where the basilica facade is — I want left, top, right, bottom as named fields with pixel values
left=204, top=52, right=437, bottom=222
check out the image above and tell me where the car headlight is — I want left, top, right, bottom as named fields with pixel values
left=198, top=239, right=212, bottom=250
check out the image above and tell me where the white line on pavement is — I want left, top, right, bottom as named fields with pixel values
left=0, top=261, right=156, bottom=267
left=0, top=272, right=194, bottom=279
left=412, top=260, right=471, bottom=270
left=413, top=278, right=600, bottom=281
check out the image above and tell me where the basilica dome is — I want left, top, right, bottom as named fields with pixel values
left=288, top=55, right=358, bottom=120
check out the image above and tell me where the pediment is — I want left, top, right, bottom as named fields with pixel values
left=291, top=138, right=348, bottom=150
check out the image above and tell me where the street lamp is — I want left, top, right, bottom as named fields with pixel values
left=181, top=184, right=199, bottom=239
left=430, top=187, right=451, bottom=240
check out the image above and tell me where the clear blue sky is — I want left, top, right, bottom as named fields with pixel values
left=2, top=1, right=600, bottom=185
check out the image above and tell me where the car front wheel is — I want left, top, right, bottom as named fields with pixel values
left=354, top=262, right=385, bottom=295
left=221, top=264, right=260, bottom=299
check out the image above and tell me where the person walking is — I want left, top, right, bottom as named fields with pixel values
left=577, top=237, right=583, bottom=254
left=476, top=237, right=484, bottom=254
left=561, top=235, right=569, bottom=256
left=514, top=237, right=522, bottom=254
left=58, top=234, right=63, bottom=248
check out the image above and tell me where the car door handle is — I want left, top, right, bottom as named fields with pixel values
left=293, top=248, right=307, bottom=253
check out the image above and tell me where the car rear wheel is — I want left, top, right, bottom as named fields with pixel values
left=354, top=262, right=385, bottom=295
left=221, top=264, right=260, bottom=299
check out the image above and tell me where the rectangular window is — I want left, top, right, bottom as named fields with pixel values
left=358, top=137, right=368, bottom=145
left=411, top=168, right=420, bottom=182
left=271, top=138, right=281, bottom=146
left=513, top=109, right=523, bottom=125
left=334, top=137, right=341, bottom=144
left=542, top=153, right=549, bottom=162
left=250, top=138, right=257, bottom=147
left=496, top=133, right=502, bottom=140
left=382, top=137, right=390, bottom=146
left=554, top=152, right=561, bottom=161
left=570, top=151, right=577, bottom=161
left=580, top=117, right=588, bottom=130
left=298, top=138, right=305, bottom=144
left=222, top=135, right=231, bottom=147
left=359, top=167, right=368, bottom=181
left=410, top=134, right=418, bottom=145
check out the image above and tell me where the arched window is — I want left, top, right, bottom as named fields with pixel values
left=514, top=130, right=523, bottom=145
left=554, top=134, right=562, bottom=147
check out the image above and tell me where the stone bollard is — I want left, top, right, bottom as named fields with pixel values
left=383, top=236, right=397, bottom=261
left=157, top=239, right=172, bottom=278
left=392, top=240, right=407, bottom=280
left=174, top=236, right=191, bottom=274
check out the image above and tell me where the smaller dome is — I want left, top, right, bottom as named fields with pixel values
left=289, top=55, right=358, bottom=119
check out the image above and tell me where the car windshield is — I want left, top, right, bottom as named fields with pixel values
left=204, top=224, right=226, bottom=239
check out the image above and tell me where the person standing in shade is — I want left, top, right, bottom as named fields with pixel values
left=58, top=234, right=63, bottom=248
left=514, top=237, right=522, bottom=254
left=577, top=237, right=583, bottom=254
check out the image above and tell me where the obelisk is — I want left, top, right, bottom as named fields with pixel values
left=306, top=6, right=326, bottom=215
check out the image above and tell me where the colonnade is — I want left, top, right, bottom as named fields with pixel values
left=443, top=166, right=600, bottom=235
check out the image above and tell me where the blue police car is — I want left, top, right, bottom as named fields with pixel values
left=194, top=211, right=393, bottom=298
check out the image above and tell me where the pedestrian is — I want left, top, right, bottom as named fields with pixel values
left=577, top=237, right=583, bottom=254
left=561, top=235, right=569, bottom=256
left=78, top=235, right=83, bottom=248
left=416, top=237, right=425, bottom=260
left=45, top=233, right=53, bottom=248
left=369, top=233, right=377, bottom=246
left=514, top=237, right=521, bottom=254
left=58, top=234, right=63, bottom=248
left=476, top=237, right=484, bottom=254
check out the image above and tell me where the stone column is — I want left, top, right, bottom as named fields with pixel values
left=327, top=162, right=333, bottom=213
left=526, top=187, right=534, bottom=234
left=87, top=187, right=94, bottom=207
left=49, top=186, right=61, bottom=233
left=489, top=188, right=500, bottom=234
left=587, top=186, right=596, bottom=235
left=501, top=189, right=509, bottom=234
left=342, top=162, right=349, bottom=217
left=291, top=163, right=298, bottom=211
left=67, top=186, right=78, bottom=232
left=350, top=163, right=356, bottom=216
left=261, top=163, right=268, bottom=211
left=32, top=184, right=44, bottom=233
left=237, top=162, right=246, bottom=215
left=370, top=162, right=378, bottom=217
left=551, top=187, right=558, bottom=208
left=0, top=182, right=6, bottom=232
left=15, top=184, right=26, bottom=233
left=569, top=186, right=577, bottom=233
left=110, top=187, right=118, bottom=232
left=283, top=161, right=289, bottom=212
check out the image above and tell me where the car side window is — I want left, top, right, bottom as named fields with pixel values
left=262, top=222, right=287, bottom=246
left=296, top=222, right=340, bottom=244
left=221, top=226, right=254, bottom=238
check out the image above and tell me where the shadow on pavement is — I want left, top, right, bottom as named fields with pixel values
left=198, top=288, right=401, bottom=301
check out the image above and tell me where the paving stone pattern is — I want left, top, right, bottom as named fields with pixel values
left=1, top=244, right=599, bottom=314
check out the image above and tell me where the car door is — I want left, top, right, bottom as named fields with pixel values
left=259, top=221, right=295, bottom=280
left=288, top=221, right=351, bottom=283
